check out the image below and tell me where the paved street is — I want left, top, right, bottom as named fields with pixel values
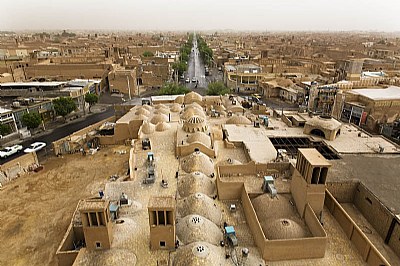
left=1, top=106, right=114, bottom=163
left=185, top=34, right=207, bottom=93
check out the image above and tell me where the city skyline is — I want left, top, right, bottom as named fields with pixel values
left=1, top=0, right=400, bottom=32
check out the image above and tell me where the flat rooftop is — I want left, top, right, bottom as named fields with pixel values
left=350, top=86, right=400, bottom=101
left=223, top=124, right=277, bottom=163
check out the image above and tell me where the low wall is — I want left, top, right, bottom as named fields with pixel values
left=0, top=152, right=38, bottom=184
left=281, top=114, right=293, bottom=127
left=52, top=116, right=115, bottom=155
left=325, top=190, right=390, bottom=265
left=129, top=145, right=137, bottom=180
left=326, top=181, right=359, bottom=203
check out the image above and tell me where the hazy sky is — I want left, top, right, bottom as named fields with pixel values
left=1, top=0, right=400, bottom=31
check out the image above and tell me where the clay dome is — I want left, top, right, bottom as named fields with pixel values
left=141, top=105, right=153, bottom=111
left=170, top=103, right=182, bottom=113
left=155, top=121, right=171, bottom=132
left=133, top=114, right=148, bottom=120
left=155, top=104, right=167, bottom=109
left=183, top=115, right=208, bottom=133
left=153, top=107, right=169, bottom=115
left=176, top=215, right=223, bottom=245
left=251, top=193, right=297, bottom=221
left=178, top=193, right=222, bottom=224
left=141, top=120, right=155, bottom=134
left=181, top=151, right=214, bottom=176
left=173, top=242, right=223, bottom=266
left=150, top=114, right=168, bottom=124
left=178, top=172, right=216, bottom=198
left=181, top=108, right=206, bottom=120
left=226, top=115, right=252, bottom=125
left=184, top=91, right=203, bottom=104
left=174, top=95, right=185, bottom=104
left=261, top=218, right=310, bottom=240
left=135, top=108, right=150, bottom=116
left=186, top=132, right=211, bottom=147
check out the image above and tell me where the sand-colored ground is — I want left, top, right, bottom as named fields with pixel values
left=0, top=146, right=130, bottom=266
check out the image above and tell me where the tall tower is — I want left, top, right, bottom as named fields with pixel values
left=291, top=148, right=331, bottom=218
left=345, top=59, right=364, bottom=81
left=148, top=196, right=176, bottom=250
left=80, top=199, right=113, bottom=250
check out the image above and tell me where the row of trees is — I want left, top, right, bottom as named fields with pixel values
left=197, top=36, right=213, bottom=66
left=157, top=81, right=230, bottom=96
left=1, top=94, right=99, bottom=134
left=172, top=34, right=194, bottom=77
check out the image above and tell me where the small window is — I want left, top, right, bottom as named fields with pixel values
left=95, top=242, right=101, bottom=248
left=160, top=241, right=166, bottom=247
left=365, top=197, right=372, bottom=205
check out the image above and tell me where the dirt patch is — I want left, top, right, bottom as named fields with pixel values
left=0, top=146, right=130, bottom=266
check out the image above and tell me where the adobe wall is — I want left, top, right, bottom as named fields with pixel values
left=0, top=152, right=39, bottom=184
left=52, top=116, right=115, bottom=155
left=326, top=181, right=359, bottom=203
left=129, top=146, right=137, bottom=180
left=176, top=142, right=216, bottom=158
left=353, top=183, right=393, bottom=240
left=25, top=64, right=109, bottom=79
left=215, top=167, right=244, bottom=200
left=281, top=113, right=293, bottom=127
left=388, top=219, right=400, bottom=258
left=325, top=190, right=390, bottom=265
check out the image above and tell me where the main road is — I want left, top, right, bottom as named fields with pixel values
left=1, top=106, right=114, bottom=163
left=185, top=34, right=207, bottom=94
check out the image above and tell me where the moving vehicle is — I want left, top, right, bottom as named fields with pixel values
left=185, top=78, right=190, bottom=83
left=24, top=142, right=46, bottom=153
left=192, top=77, right=197, bottom=83
left=0, top=145, right=23, bottom=158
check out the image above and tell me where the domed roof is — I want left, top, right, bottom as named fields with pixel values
left=184, top=102, right=203, bottom=111
left=176, top=215, right=223, bottom=245
left=276, top=77, right=294, bottom=87
left=305, top=116, right=342, bottom=131
left=133, top=114, right=148, bottom=120
left=183, top=116, right=208, bottom=133
left=178, top=193, right=222, bottom=225
left=150, top=114, right=168, bottom=124
left=227, top=105, right=245, bottom=113
left=178, top=172, right=216, bottom=198
left=141, top=104, right=153, bottom=111
left=170, top=103, right=182, bottom=113
left=251, top=194, right=297, bottom=221
left=181, top=108, right=205, bottom=120
left=155, top=121, right=171, bottom=132
left=141, top=120, right=155, bottom=134
left=174, top=95, right=185, bottom=104
left=73, top=248, right=137, bottom=266
left=173, top=242, right=223, bottom=266
left=226, top=115, right=252, bottom=125
left=261, top=218, right=310, bottom=240
left=181, top=151, right=214, bottom=176
left=155, top=104, right=167, bottom=109
left=135, top=108, right=150, bottom=116
left=186, top=132, right=211, bottom=147
left=184, top=91, right=203, bottom=104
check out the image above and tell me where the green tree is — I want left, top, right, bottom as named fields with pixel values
left=142, top=51, right=154, bottom=57
left=0, top=123, right=12, bottom=136
left=21, top=112, right=42, bottom=130
left=85, top=93, right=99, bottom=112
left=158, top=83, right=190, bottom=95
left=172, top=61, right=187, bottom=76
left=206, top=82, right=230, bottom=95
left=53, top=97, right=77, bottom=120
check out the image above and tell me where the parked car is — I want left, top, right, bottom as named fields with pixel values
left=192, top=77, right=197, bottom=83
left=185, top=78, right=190, bottom=83
left=0, top=145, right=23, bottom=158
left=24, top=142, right=46, bottom=153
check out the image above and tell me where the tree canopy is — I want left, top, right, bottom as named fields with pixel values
left=85, top=93, right=99, bottom=112
left=21, top=112, right=42, bottom=130
left=172, top=61, right=187, bottom=76
left=0, top=123, right=12, bottom=136
left=53, top=97, right=77, bottom=118
left=206, top=82, right=230, bottom=95
left=142, top=51, right=154, bottom=57
left=158, top=83, right=190, bottom=95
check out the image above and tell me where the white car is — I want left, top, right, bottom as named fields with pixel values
left=24, top=142, right=46, bottom=153
left=0, top=145, right=23, bottom=158
left=192, top=77, right=197, bottom=83
left=185, top=78, right=190, bottom=83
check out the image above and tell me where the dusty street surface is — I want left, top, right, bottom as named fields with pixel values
left=0, top=146, right=129, bottom=266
